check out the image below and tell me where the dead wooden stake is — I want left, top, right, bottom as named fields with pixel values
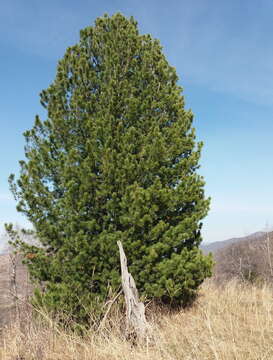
left=117, top=241, right=148, bottom=340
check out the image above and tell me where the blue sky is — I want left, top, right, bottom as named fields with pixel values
left=0, top=0, right=273, bottom=246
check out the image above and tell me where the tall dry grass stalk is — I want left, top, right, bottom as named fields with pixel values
left=1, top=280, right=273, bottom=360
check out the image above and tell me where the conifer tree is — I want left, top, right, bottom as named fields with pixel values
left=8, top=13, right=213, bottom=322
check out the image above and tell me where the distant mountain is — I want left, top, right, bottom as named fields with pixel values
left=201, top=231, right=266, bottom=254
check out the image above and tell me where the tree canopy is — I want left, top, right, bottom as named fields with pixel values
left=8, top=13, right=213, bottom=323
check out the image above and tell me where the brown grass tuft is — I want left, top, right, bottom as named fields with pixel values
left=1, top=279, right=273, bottom=359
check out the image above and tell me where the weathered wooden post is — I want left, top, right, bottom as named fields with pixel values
left=117, top=241, right=149, bottom=340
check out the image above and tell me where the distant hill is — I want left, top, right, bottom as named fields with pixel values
left=212, top=230, right=273, bottom=283
left=201, top=231, right=266, bottom=254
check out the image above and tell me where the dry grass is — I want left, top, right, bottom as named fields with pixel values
left=1, top=280, right=273, bottom=360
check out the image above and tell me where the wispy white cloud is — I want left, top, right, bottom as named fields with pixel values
left=165, top=2, right=273, bottom=107
left=0, top=1, right=85, bottom=59
left=0, top=193, right=12, bottom=201
left=211, top=202, right=273, bottom=215
left=2, top=0, right=273, bottom=107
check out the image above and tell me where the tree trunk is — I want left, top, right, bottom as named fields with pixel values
left=117, top=241, right=148, bottom=340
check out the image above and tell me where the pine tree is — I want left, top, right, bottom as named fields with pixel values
left=8, top=13, right=213, bottom=323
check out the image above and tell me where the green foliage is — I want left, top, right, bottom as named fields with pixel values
left=8, top=13, right=213, bottom=323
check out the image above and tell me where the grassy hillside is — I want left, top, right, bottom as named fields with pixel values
left=1, top=280, right=273, bottom=360
left=213, top=231, right=273, bottom=283
left=1, top=234, right=273, bottom=359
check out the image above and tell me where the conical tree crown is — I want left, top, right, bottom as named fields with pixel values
left=9, top=13, right=213, bottom=322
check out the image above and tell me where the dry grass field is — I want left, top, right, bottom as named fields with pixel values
left=1, top=280, right=273, bottom=360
